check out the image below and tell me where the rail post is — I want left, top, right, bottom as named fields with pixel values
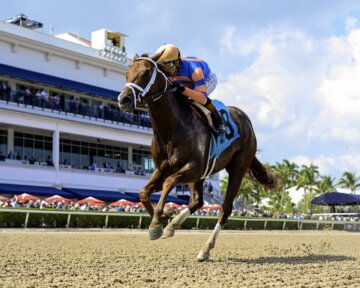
left=24, top=212, right=30, bottom=228
left=66, top=214, right=71, bottom=228
left=138, top=216, right=143, bottom=229
left=105, top=215, right=109, bottom=228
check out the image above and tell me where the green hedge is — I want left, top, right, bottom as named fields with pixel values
left=28, top=213, right=68, bottom=228
left=0, top=212, right=26, bottom=228
left=0, top=210, right=352, bottom=231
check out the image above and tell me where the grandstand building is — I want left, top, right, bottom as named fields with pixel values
left=0, top=15, right=221, bottom=203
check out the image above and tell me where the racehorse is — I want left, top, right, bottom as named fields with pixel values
left=118, top=53, right=278, bottom=261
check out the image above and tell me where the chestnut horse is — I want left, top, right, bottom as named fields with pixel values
left=118, top=54, right=278, bottom=261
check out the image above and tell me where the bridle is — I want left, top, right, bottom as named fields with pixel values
left=118, top=57, right=174, bottom=110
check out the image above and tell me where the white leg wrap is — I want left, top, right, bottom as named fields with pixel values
left=172, top=208, right=191, bottom=228
left=197, top=222, right=222, bottom=261
left=207, top=223, right=221, bottom=246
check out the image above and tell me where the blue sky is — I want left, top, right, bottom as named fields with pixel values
left=2, top=0, right=360, bottom=181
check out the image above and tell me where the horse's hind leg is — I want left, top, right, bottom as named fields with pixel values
left=162, top=180, right=204, bottom=239
left=197, top=152, right=252, bottom=262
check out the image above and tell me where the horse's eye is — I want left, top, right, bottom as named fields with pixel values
left=140, top=68, right=151, bottom=78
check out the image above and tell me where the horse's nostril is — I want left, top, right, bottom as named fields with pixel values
left=122, top=95, right=132, bottom=105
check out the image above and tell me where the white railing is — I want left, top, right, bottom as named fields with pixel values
left=1, top=208, right=359, bottom=231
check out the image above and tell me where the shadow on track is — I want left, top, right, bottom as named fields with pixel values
left=227, top=255, right=355, bottom=265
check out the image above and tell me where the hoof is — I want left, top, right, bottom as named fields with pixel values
left=196, top=251, right=210, bottom=262
left=161, top=227, right=175, bottom=239
left=149, top=224, right=163, bottom=240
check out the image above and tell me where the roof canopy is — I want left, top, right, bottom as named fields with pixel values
left=0, top=183, right=73, bottom=198
left=63, top=188, right=138, bottom=202
left=311, top=192, right=360, bottom=206
left=0, top=63, right=118, bottom=100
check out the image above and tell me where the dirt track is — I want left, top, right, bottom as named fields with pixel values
left=0, top=230, right=359, bottom=288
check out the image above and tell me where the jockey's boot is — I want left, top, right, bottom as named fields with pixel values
left=205, top=100, right=226, bottom=136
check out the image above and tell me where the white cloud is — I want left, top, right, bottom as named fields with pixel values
left=213, top=22, right=360, bottom=178
left=346, top=16, right=359, bottom=32
left=289, top=153, right=360, bottom=180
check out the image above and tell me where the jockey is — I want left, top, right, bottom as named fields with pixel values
left=155, top=44, right=226, bottom=135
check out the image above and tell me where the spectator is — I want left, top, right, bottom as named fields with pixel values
left=7, top=151, right=14, bottom=159
left=28, top=155, right=36, bottom=164
left=16, top=152, right=21, bottom=160
left=24, top=87, right=33, bottom=105
left=89, top=162, right=97, bottom=171
left=63, top=159, right=69, bottom=165
left=1, top=82, right=11, bottom=101
left=68, top=96, right=76, bottom=113
left=80, top=203, right=89, bottom=211
left=97, top=104, right=104, bottom=118
left=35, top=90, right=42, bottom=105
left=75, top=98, right=83, bottom=114
left=50, top=93, right=60, bottom=110
left=0, top=82, right=4, bottom=98
left=0, top=151, right=5, bottom=161
left=33, top=200, right=41, bottom=209
left=208, top=182, right=214, bottom=197
left=10, top=196, right=20, bottom=208
left=46, top=155, right=54, bottom=166
left=116, top=161, right=125, bottom=173
left=135, top=167, right=145, bottom=176
left=40, top=89, right=48, bottom=107
left=104, top=162, right=113, bottom=172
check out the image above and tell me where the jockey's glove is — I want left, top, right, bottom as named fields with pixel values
left=172, top=82, right=185, bottom=93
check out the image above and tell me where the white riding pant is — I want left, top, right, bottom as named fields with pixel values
left=205, top=72, right=217, bottom=96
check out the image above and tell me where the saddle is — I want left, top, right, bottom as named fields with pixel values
left=190, top=102, right=223, bottom=140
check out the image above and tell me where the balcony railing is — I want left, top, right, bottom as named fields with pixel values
left=0, top=89, right=151, bottom=129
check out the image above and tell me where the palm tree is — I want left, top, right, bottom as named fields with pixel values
left=338, top=171, right=360, bottom=194
left=296, top=163, right=320, bottom=213
left=272, top=160, right=299, bottom=212
left=315, top=175, right=337, bottom=194
left=220, top=175, right=229, bottom=196
left=220, top=175, right=260, bottom=209
left=238, top=177, right=258, bottom=209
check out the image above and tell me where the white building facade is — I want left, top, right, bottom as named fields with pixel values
left=0, top=18, right=220, bottom=202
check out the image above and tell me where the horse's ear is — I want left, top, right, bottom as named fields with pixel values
left=133, top=54, right=139, bottom=61
left=151, top=51, right=163, bottom=62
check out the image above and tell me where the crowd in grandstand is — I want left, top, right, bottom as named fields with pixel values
left=0, top=81, right=152, bottom=128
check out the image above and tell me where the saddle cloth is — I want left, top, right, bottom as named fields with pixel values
left=199, top=99, right=240, bottom=179
left=210, top=100, right=240, bottom=159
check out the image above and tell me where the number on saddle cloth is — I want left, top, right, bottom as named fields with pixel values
left=209, top=100, right=240, bottom=160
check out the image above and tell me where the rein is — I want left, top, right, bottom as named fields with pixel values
left=120, top=57, right=172, bottom=105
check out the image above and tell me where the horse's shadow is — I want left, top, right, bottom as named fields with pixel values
left=226, top=254, right=355, bottom=265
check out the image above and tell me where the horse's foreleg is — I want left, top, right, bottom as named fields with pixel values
left=149, top=162, right=196, bottom=240
left=139, top=169, right=164, bottom=218
left=161, top=207, right=191, bottom=239
left=162, top=181, right=204, bottom=239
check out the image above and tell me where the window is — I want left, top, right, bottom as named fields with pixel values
left=13, top=132, right=53, bottom=161
left=0, top=129, right=7, bottom=156
left=60, top=138, right=128, bottom=170
left=133, top=148, right=154, bottom=173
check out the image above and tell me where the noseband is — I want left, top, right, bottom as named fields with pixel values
left=119, top=57, right=172, bottom=108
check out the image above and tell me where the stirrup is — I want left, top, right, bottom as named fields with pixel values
left=216, top=123, right=226, bottom=135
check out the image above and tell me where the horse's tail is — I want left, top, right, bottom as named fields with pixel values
left=248, top=157, right=279, bottom=190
